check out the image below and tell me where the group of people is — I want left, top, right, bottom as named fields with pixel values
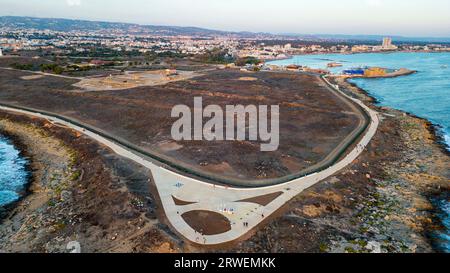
left=357, top=143, right=366, bottom=152
left=194, top=230, right=207, bottom=244
left=221, top=207, right=235, bottom=215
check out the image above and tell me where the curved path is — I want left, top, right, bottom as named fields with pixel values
left=0, top=67, right=83, bottom=80
left=0, top=75, right=379, bottom=246
left=1, top=66, right=368, bottom=187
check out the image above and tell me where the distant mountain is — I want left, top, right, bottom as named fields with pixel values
left=0, top=16, right=233, bottom=36
left=1, top=16, right=449, bottom=43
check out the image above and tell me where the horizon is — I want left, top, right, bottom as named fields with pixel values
left=2, top=15, right=450, bottom=40
left=1, top=0, right=450, bottom=38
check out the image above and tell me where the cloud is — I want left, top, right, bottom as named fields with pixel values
left=66, top=0, right=82, bottom=7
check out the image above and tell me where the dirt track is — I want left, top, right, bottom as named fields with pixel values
left=0, top=67, right=361, bottom=181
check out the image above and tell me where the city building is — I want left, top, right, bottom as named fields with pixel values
left=381, top=37, right=398, bottom=50
left=364, top=67, right=387, bottom=77
left=383, top=37, right=392, bottom=48
left=352, top=45, right=371, bottom=52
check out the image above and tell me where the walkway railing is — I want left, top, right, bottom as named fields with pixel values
left=0, top=74, right=371, bottom=188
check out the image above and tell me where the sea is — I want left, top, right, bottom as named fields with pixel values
left=269, top=51, right=450, bottom=252
left=0, top=135, right=30, bottom=208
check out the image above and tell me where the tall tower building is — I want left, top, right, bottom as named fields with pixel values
left=381, top=37, right=397, bottom=50
left=382, top=37, right=392, bottom=48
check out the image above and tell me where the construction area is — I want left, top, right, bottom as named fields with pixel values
left=73, top=69, right=201, bottom=91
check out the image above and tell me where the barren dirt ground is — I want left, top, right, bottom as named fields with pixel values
left=0, top=112, right=181, bottom=253
left=0, top=66, right=360, bottom=181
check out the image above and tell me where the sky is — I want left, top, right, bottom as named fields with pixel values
left=1, top=0, right=450, bottom=37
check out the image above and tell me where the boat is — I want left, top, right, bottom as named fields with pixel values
left=327, top=62, right=343, bottom=68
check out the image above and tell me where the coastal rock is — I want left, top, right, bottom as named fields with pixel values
left=66, top=241, right=81, bottom=253
left=60, top=190, right=72, bottom=202
left=366, top=241, right=382, bottom=253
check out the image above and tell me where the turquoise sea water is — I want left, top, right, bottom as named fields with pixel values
left=268, top=52, right=450, bottom=149
left=0, top=135, right=30, bottom=207
left=269, top=52, right=450, bottom=252
left=432, top=193, right=450, bottom=253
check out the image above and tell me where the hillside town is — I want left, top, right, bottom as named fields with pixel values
left=1, top=25, right=450, bottom=62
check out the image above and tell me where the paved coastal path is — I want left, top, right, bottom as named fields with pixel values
left=0, top=75, right=379, bottom=245
left=0, top=67, right=83, bottom=80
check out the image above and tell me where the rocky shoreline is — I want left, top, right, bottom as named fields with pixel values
left=0, top=112, right=180, bottom=253
left=334, top=76, right=450, bottom=252
left=0, top=131, right=32, bottom=220
left=216, top=75, right=448, bottom=253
